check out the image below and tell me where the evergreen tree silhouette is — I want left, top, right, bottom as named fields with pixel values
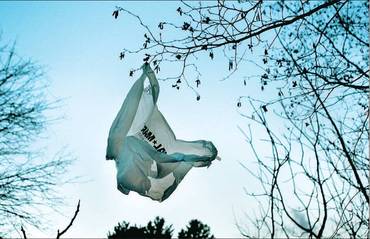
left=178, top=219, right=214, bottom=239
left=107, top=217, right=173, bottom=239
left=107, top=221, right=145, bottom=239
left=145, top=216, right=173, bottom=238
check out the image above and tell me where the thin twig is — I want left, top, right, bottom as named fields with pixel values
left=56, top=200, right=80, bottom=239
left=21, top=226, right=27, bottom=239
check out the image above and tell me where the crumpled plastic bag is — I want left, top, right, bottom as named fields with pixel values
left=106, top=63, right=218, bottom=202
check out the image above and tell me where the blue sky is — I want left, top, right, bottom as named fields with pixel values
left=0, top=1, right=268, bottom=237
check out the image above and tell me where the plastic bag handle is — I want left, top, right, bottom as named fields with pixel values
left=141, top=63, right=160, bottom=104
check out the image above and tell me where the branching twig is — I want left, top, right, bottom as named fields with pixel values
left=56, top=200, right=80, bottom=239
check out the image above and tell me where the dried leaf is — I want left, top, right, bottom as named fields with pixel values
left=119, top=52, right=125, bottom=60
left=209, top=52, right=214, bottom=59
left=112, top=10, right=119, bottom=19
left=262, top=105, right=268, bottom=112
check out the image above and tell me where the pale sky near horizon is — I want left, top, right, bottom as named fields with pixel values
left=0, top=2, right=270, bottom=237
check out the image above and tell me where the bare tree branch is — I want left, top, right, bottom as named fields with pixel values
left=0, top=39, right=73, bottom=237
left=116, top=0, right=368, bottom=237
left=56, top=200, right=80, bottom=239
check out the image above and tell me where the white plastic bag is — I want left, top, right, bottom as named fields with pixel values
left=106, top=63, right=218, bottom=202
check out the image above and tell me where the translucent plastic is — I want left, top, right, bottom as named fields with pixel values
left=106, top=64, right=218, bottom=202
